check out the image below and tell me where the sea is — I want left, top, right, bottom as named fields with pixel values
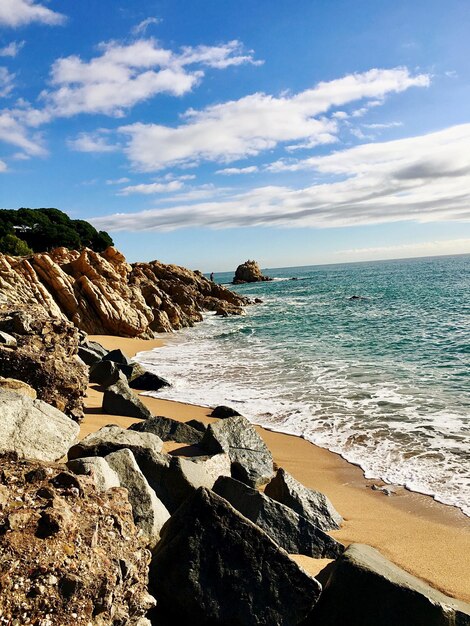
left=135, top=254, right=470, bottom=517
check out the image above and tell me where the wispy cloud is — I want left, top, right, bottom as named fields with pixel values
left=117, top=180, right=184, bottom=195
left=67, top=131, right=118, bottom=153
left=132, top=17, right=161, bottom=36
left=118, top=67, right=429, bottom=171
left=0, top=0, right=66, bottom=27
left=41, top=38, right=262, bottom=118
left=0, top=109, right=46, bottom=155
left=0, top=67, right=15, bottom=97
left=106, top=177, right=131, bottom=185
left=216, top=166, right=259, bottom=175
left=0, top=40, right=25, bottom=57
left=336, top=239, right=470, bottom=260
left=0, top=159, right=7, bottom=172
left=92, top=123, right=470, bottom=232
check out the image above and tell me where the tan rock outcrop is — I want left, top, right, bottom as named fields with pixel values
left=0, top=247, right=249, bottom=338
left=233, top=260, right=272, bottom=284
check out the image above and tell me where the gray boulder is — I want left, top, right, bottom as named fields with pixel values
left=105, top=448, right=170, bottom=548
left=0, top=331, right=17, bottom=347
left=160, top=456, right=216, bottom=514
left=151, top=487, right=322, bottom=625
left=213, top=476, right=343, bottom=558
left=310, top=543, right=470, bottom=626
left=0, top=390, right=79, bottom=462
left=186, top=419, right=207, bottom=432
left=83, top=339, right=108, bottom=358
left=200, top=415, right=274, bottom=488
left=265, top=467, right=343, bottom=531
left=67, top=456, right=120, bottom=491
left=102, top=349, right=132, bottom=366
left=89, top=360, right=124, bottom=387
left=78, top=345, right=103, bottom=366
left=129, top=371, right=170, bottom=391
left=68, top=425, right=163, bottom=460
left=188, top=453, right=231, bottom=483
left=129, top=415, right=203, bottom=445
left=210, top=405, right=241, bottom=419
left=102, top=379, right=152, bottom=420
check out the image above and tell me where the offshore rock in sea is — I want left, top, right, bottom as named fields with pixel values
left=232, top=259, right=272, bottom=284
left=0, top=454, right=155, bottom=625
left=0, top=307, right=87, bottom=421
left=0, top=246, right=249, bottom=338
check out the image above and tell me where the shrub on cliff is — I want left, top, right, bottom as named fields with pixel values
left=0, top=233, right=33, bottom=256
left=0, top=207, right=113, bottom=253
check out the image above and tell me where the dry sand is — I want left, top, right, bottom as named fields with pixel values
left=84, top=335, right=470, bottom=602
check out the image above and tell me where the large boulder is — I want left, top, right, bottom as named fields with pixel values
left=0, top=390, right=79, bottom=462
left=102, top=379, right=152, bottom=420
left=128, top=371, right=170, bottom=391
left=0, top=376, right=37, bottom=399
left=310, top=544, right=470, bottom=626
left=187, top=452, right=231, bottom=483
left=200, top=415, right=274, bottom=487
left=232, top=260, right=272, bottom=284
left=68, top=424, right=163, bottom=460
left=67, top=456, right=121, bottom=492
left=210, top=405, right=242, bottom=419
left=265, top=467, right=343, bottom=531
left=0, top=454, right=155, bottom=624
left=89, top=359, right=124, bottom=387
left=213, top=476, right=343, bottom=558
left=151, top=487, right=322, bottom=625
left=0, top=307, right=87, bottom=421
left=129, top=415, right=204, bottom=445
left=105, top=449, right=170, bottom=548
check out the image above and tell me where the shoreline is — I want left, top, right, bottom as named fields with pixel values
left=86, top=335, right=470, bottom=602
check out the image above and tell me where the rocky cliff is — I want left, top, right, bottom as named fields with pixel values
left=0, top=247, right=249, bottom=337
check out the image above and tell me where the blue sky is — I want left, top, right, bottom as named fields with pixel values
left=1, top=0, right=470, bottom=271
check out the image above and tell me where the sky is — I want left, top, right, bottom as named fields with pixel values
left=1, top=0, right=470, bottom=271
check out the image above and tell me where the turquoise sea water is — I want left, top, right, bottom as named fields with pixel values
left=136, top=254, right=470, bottom=516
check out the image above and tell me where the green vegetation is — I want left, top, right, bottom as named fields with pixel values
left=0, top=208, right=113, bottom=255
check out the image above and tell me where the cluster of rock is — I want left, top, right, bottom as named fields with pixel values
left=0, top=246, right=249, bottom=337
left=233, top=259, right=272, bottom=284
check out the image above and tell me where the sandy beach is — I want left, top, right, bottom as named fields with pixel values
left=85, top=335, right=470, bottom=602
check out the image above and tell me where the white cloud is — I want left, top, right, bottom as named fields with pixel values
left=118, top=180, right=183, bottom=195
left=106, top=177, right=131, bottom=185
left=0, top=67, right=15, bottom=97
left=336, top=239, right=470, bottom=260
left=0, top=109, right=45, bottom=155
left=119, top=67, right=429, bottom=170
left=216, top=166, right=259, bottom=175
left=67, top=131, right=118, bottom=153
left=42, top=38, right=261, bottom=118
left=363, top=121, right=403, bottom=129
left=92, top=123, right=470, bottom=232
left=0, top=40, right=25, bottom=57
left=132, top=17, right=161, bottom=36
left=0, top=159, right=7, bottom=172
left=0, top=0, right=65, bottom=27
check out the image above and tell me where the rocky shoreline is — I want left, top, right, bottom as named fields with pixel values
left=1, top=316, right=469, bottom=623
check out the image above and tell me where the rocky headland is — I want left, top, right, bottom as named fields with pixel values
left=0, top=246, right=249, bottom=338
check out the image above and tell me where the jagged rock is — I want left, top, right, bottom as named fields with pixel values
left=82, top=339, right=108, bottom=358
left=213, top=476, right=343, bottom=558
left=0, top=331, right=16, bottom=346
left=119, top=361, right=147, bottom=381
left=0, top=454, right=154, bottom=624
left=124, top=447, right=173, bottom=512
left=68, top=425, right=163, bottom=460
left=188, top=453, right=232, bottom=483
left=78, top=345, right=104, bottom=365
left=0, top=376, right=37, bottom=399
left=265, top=467, right=343, bottom=531
left=0, top=390, right=79, bottom=462
left=156, top=456, right=216, bottom=514
left=200, top=415, right=274, bottom=488
left=102, top=348, right=133, bottom=366
left=210, top=405, right=242, bottom=418
left=310, top=543, right=470, bottom=626
left=233, top=260, right=272, bottom=284
left=0, top=307, right=87, bottom=421
left=102, top=379, right=153, bottom=419
left=186, top=419, right=207, bottom=432
left=129, top=370, right=170, bottom=391
left=151, top=487, right=322, bottom=625
left=130, top=415, right=203, bottom=445
left=89, top=359, right=124, bottom=387
left=67, top=456, right=120, bottom=492
left=0, top=247, right=249, bottom=337
left=105, top=449, right=170, bottom=548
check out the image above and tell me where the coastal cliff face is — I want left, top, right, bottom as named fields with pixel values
left=0, top=247, right=248, bottom=337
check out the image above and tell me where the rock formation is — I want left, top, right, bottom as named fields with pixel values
left=233, top=259, right=272, bottom=284
left=0, top=246, right=249, bottom=338
left=0, top=453, right=155, bottom=625
left=0, top=307, right=87, bottom=420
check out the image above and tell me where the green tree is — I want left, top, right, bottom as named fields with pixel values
left=0, top=234, right=33, bottom=256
